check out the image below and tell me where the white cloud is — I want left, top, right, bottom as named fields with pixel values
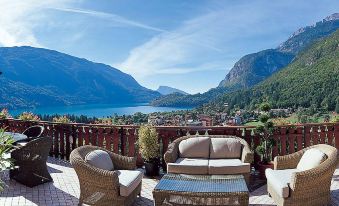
left=0, top=0, right=72, bottom=47
left=115, top=4, right=271, bottom=79
left=52, top=7, right=166, bottom=33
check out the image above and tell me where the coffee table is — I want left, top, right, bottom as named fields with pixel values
left=153, top=174, right=249, bottom=206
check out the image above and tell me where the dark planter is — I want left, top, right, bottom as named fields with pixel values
left=257, top=161, right=274, bottom=180
left=144, top=159, right=159, bottom=177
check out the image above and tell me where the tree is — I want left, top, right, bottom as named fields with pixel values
left=336, top=98, right=339, bottom=113
left=255, top=102, right=276, bottom=164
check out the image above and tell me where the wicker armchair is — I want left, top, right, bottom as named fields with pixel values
left=10, top=136, right=53, bottom=187
left=164, top=135, right=254, bottom=183
left=70, top=145, right=141, bottom=206
left=267, top=144, right=338, bottom=206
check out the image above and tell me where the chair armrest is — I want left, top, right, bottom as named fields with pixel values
left=289, top=158, right=337, bottom=192
left=274, top=151, right=303, bottom=170
left=71, top=157, right=120, bottom=194
left=164, top=142, right=179, bottom=164
left=108, top=152, right=137, bottom=170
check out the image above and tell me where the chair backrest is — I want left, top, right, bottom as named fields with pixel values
left=23, top=125, right=44, bottom=139
left=308, top=144, right=338, bottom=165
left=12, top=136, right=52, bottom=161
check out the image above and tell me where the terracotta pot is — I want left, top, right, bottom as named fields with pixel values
left=257, top=161, right=274, bottom=180
left=144, top=159, right=159, bottom=177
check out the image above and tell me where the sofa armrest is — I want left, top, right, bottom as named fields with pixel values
left=164, top=142, right=179, bottom=164
left=241, top=149, right=254, bottom=164
left=274, top=151, right=303, bottom=170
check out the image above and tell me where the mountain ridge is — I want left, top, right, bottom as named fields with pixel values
left=0, top=46, right=161, bottom=109
left=156, top=86, right=189, bottom=95
left=211, top=29, right=339, bottom=111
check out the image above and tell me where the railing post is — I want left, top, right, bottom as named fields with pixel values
left=288, top=127, right=295, bottom=154
left=280, top=127, right=287, bottom=155
left=120, top=127, right=125, bottom=155
left=296, top=127, right=303, bottom=151
left=113, top=127, right=119, bottom=154
left=335, top=124, right=339, bottom=149
left=128, top=128, right=136, bottom=157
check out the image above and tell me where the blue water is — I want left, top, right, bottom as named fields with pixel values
left=10, top=103, right=192, bottom=117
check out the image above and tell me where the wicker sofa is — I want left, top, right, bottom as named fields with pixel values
left=70, top=145, right=142, bottom=206
left=266, top=144, right=338, bottom=206
left=164, top=135, right=254, bottom=183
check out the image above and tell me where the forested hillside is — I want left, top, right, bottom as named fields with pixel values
left=212, top=29, right=339, bottom=111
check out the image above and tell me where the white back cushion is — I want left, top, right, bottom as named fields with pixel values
left=210, top=138, right=242, bottom=159
left=297, top=148, right=326, bottom=171
left=85, top=149, right=114, bottom=171
left=179, top=137, right=210, bottom=158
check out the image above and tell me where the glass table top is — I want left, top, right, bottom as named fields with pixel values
left=154, top=173, right=248, bottom=193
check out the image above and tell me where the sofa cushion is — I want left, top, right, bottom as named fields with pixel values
left=167, top=158, right=209, bottom=174
left=117, top=170, right=143, bottom=197
left=297, top=148, right=326, bottom=171
left=85, top=150, right=114, bottom=171
left=179, top=137, right=210, bottom=158
left=265, top=168, right=300, bottom=198
left=208, top=159, right=250, bottom=175
left=210, top=138, right=242, bottom=159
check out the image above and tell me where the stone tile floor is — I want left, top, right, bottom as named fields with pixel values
left=0, top=157, right=338, bottom=206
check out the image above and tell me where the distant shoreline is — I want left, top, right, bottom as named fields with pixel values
left=10, top=103, right=193, bottom=118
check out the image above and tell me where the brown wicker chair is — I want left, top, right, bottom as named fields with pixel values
left=10, top=136, right=53, bottom=187
left=70, top=145, right=141, bottom=206
left=267, top=144, right=338, bottom=206
left=164, top=135, right=254, bottom=184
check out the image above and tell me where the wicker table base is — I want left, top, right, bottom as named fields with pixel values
left=153, top=174, right=249, bottom=206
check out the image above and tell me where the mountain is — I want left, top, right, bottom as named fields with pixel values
left=219, top=13, right=339, bottom=89
left=218, top=49, right=294, bottom=89
left=213, top=29, right=339, bottom=111
left=152, top=87, right=227, bottom=107
left=156, top=86, right=189, bottom=95
left=152, top=13, right=339, bottom=107
left=0, top=46, right=161, bottom=109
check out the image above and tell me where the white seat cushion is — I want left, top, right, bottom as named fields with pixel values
left=265, top=168, right=300, bottom=198
left=210, top=138, right=242, bottom=159
left=297, top=148, right=326, bottom=171
left=117, top=170, right=143, bottom=197
left=85, top=150, right=114, bottom=171
left=179, top=137, right=210, bottom=158
left=167, top=158, right=209, bottom=174
left=208, top=159, right=250, bottom=175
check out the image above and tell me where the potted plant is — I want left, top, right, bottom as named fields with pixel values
left=18, top=112, right=40, bottom=121
left=138, top=125, right=160, bottom=176
left=0, top=128, right=15, bottom=191
left=255, top=102, right=276, bottom=179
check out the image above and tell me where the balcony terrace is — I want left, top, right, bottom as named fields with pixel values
left=1, top=119, right=339, bottom=206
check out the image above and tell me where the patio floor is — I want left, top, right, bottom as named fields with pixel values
left=0, top=157, right=338, bottom=206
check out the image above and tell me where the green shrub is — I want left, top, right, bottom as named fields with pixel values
left=138, top=125, right=159, bottom=162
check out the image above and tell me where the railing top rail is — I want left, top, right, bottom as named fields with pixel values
left=2, top=118, right=338, bottom=129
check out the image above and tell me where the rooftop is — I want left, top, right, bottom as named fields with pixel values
left=1, top=157, right=339, bottom=206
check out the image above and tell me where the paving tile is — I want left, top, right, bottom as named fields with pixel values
left=0, top=157, right=338, bottom=206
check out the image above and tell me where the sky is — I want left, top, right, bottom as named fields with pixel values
left=0, top=0, right=338, bottom=94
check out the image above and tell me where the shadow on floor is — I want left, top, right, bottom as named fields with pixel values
left=47, top=165, right=63, bottom=173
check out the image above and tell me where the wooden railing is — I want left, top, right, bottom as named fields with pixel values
left=1, top=119, right=339, bottom=170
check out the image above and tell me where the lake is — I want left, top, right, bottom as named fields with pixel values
left=10, top=104, right=192, bottom=117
